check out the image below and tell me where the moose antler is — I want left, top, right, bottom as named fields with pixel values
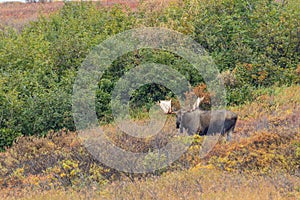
left=158, top=100, right=172, bottom=114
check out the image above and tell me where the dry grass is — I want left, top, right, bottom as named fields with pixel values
left=1, top=168, right=299, bottom=199
left=100, top=167, right=299, bottom=200
left=0, top=85, right=299, bottom=199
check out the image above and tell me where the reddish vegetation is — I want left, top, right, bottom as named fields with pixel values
left=101, top=0, right=138, bottom=9
left=0, top=2, right=63, bottom=29
left=0, top=86, right=299, bottom=199
left=0, top=1, right=139, bottom=29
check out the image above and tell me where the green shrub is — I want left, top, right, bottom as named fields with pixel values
left=1, top=0, right=299, bottom=148
left=0, top=3, right=136, bottom=148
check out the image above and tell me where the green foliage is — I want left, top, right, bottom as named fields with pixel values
left=186, top=0, right=299, bottom=104
left=0, top=128, right=21, bottom=151
left=0, top=3, right=136, bottom=149
left=1, top=0, right=300, bottom=148
left=192, top=0, right=300, bottom=71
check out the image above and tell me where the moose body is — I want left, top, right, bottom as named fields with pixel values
left=176, top=109, right=238, bottom=141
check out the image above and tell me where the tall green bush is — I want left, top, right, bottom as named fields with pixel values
left=0, top=3, right=136, bottom=150
left=0, top=0, right=299, bottom=149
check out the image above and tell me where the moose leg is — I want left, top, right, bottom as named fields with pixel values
left=226, top=124, right=236, bottom=141
left=180, top=125, right=184, bottom=133
left=226, top=130, right=232, bottom=141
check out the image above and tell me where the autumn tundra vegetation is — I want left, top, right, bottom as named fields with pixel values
left=0, top=0, right=299, bottom=199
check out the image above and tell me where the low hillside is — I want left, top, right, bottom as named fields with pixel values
left=0, top=1, right=139, bottom=30
left=0, top=2, right=63, bottom=30
left=0, top=0, right=299, bottom=199
left=0, top=85, right=299, bottom=199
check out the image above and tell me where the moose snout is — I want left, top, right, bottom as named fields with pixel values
left=176, top=122, right=180, bottom=129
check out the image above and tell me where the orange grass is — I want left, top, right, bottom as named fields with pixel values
left=1, top=168, right=299, bottom=200
left=0, top=85, right=299, bottom=199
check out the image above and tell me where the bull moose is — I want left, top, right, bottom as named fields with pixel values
left=159, top=97, right=238, bottom=141
left=175, top=108, right=237, bottom=141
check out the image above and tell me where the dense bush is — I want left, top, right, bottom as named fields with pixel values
left=0, top=3, right=136, bottom=149
left=0, top=0, right=299, bottom=149
left=189, top=0, right=299, bottom=103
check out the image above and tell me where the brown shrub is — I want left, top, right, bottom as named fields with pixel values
left=0, top=85, right=299, bottom=197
